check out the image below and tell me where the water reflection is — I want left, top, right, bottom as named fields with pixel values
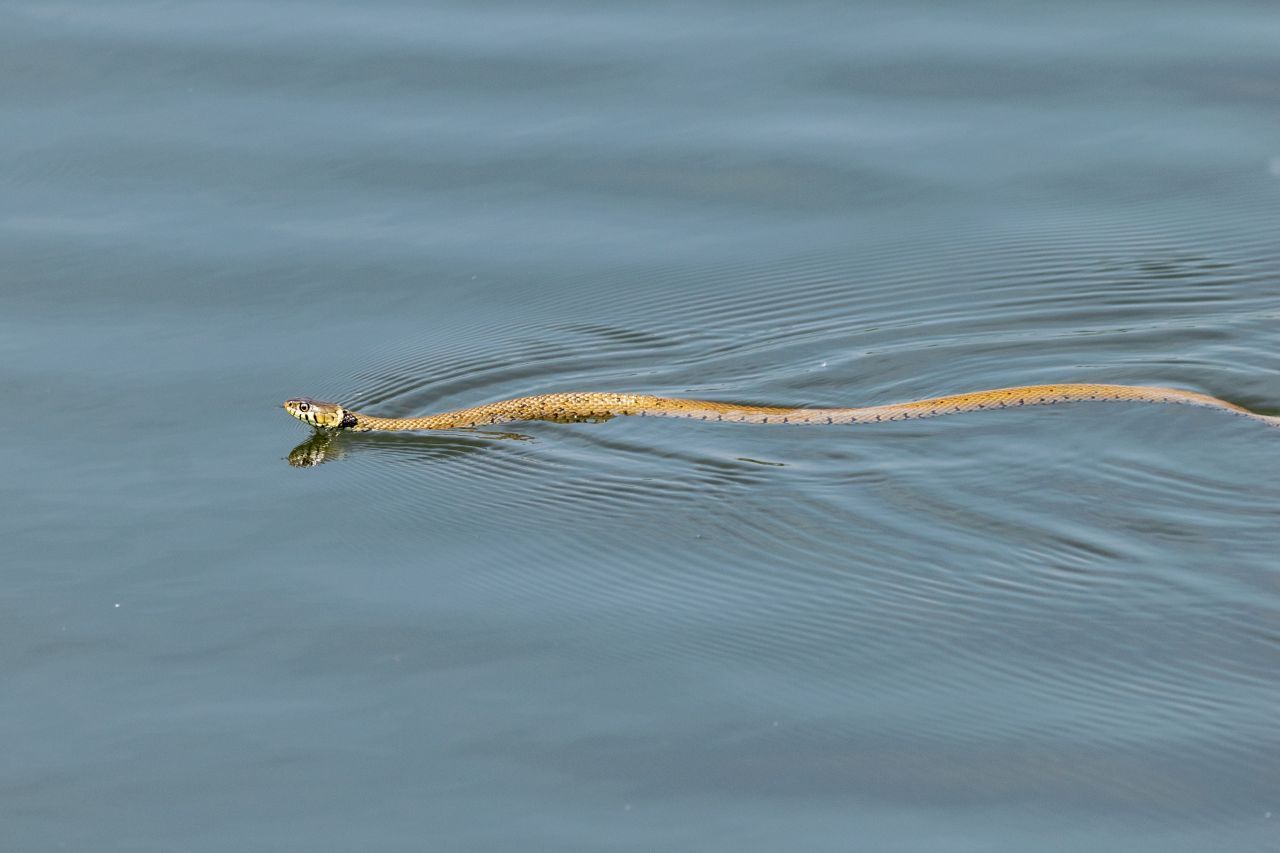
left=287, top=432, right=345, bottom=467
left=285, top=427, right=533, bottom=467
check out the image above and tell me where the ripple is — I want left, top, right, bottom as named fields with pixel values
left=276, top=216, right=1280, bottom=807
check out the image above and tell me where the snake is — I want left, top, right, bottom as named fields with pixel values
left=283, top=383, right=1279, bottom=431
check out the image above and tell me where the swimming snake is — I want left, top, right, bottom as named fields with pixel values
left=283, top=384, right=1280, bottom=431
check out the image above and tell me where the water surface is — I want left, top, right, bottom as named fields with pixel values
left=3, top=2, right=1279, bottom=851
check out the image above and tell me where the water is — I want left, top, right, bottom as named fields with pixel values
left=4, top=2, right=1279, bottom=850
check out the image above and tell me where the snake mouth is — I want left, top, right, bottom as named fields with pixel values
left=282, top=399, right=310, bottom=425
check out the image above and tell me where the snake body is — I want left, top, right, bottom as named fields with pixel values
left=284, top=383, right=1280, bottom=431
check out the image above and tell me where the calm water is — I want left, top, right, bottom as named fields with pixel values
left=4, top=2, right=1279, bottom=851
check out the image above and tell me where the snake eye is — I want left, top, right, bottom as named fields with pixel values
left=298, top=402, right=310, bottom=412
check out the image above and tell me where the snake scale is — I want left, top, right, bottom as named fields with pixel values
left=284, top=383, right=1280, bottom=431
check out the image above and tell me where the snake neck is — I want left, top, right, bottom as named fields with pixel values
left=346, top=412, right=442, bottom=431
left=345, top=393, right=641, bottom=431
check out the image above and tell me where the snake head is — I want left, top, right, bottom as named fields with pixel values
left=283, top=398, right=356, bottom=429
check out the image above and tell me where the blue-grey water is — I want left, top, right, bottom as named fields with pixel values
left=4, top=2, right=1279, bottom=851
